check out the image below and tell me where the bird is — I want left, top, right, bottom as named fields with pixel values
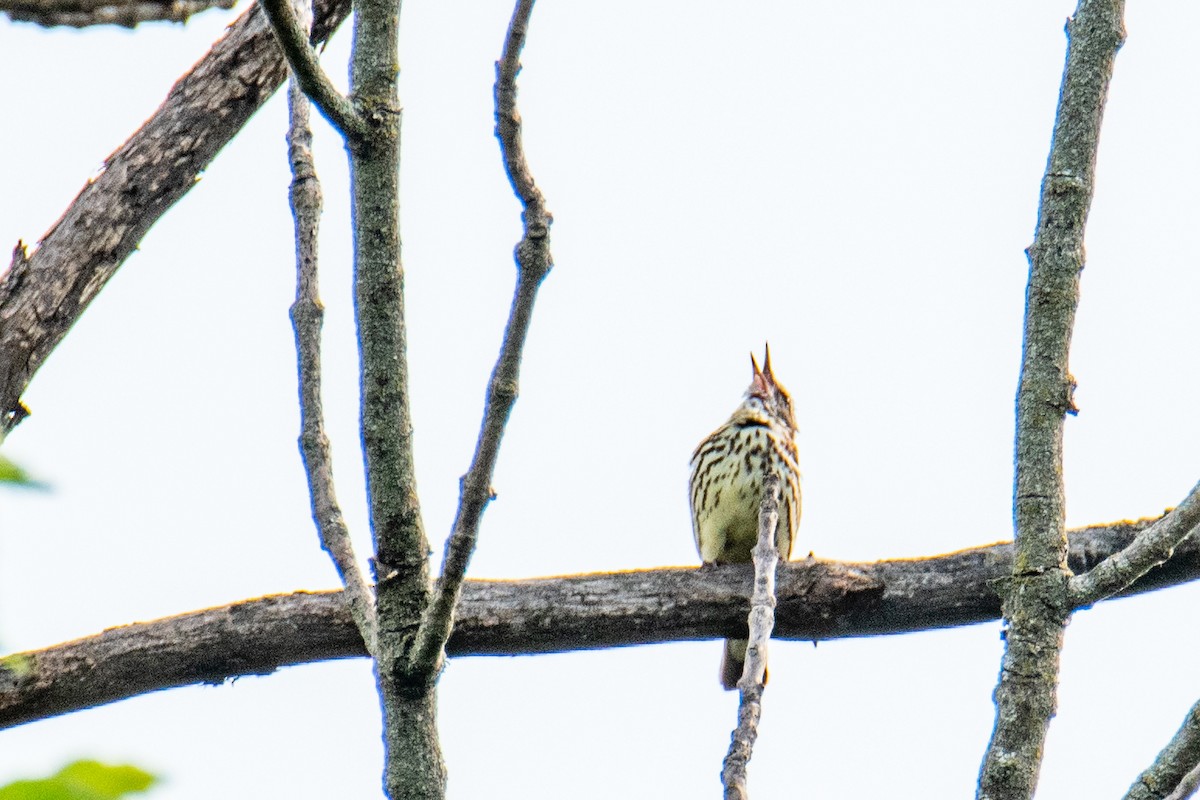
left=688, top=345, right=801, bottom=690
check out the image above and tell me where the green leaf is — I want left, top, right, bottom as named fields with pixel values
left=0, top=454, right=27, bottom=483
left=0, top=454, right=48, bottom=490
left=0, top=760, right=157, bottom=800
left=0, top=654, right=34, bottom=680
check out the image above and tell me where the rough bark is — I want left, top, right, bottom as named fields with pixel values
left=2, top=516, right=1193, bottom=730
left=0, top=0, right=352, bottom=437
left=977, top=4, right=1126, bottom=797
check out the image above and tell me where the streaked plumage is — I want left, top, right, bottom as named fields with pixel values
left=689, top=345, right=801, bottom=689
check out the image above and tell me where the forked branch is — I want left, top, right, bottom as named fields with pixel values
left=1070, top=480, right=1200, bottom=607
left=260, top=0, right=364, bottom=139
left=409, top=0, right=553, bottom=678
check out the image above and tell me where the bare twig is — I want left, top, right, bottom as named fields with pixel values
left=409, top=0, right=553, bottom=678
left=259, top=0, right=364, bottom=139
left=741, top=477, right=783, bottom=689
left=722, top=477, right=782, bottom=799
left=1070, top=480, right=1200, bottom=607
left=3, top=0, right=233, bottom=27
left=976, top=3, right=1126, bottom=799
left=493, top=0, right=549, bottom=214
left=1124, top=699, right=1200, bottom=800
left=2, top=515, right=1199, bottom=729
left=286, top=0, right=376, bottom=655
left=0, top=0, right=352, bottom=438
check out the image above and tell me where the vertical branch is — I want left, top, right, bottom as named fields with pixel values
left=721, top=475, right=781, bottom=800
left=285, top=0, right=377, bottom=655
left=977, top=2, right=1125, bottom=799
left=343, top=0, right=439, bottom=796
left=349, top=0, right=424, bottom=592
left=407, top=0, right=552, bottom=679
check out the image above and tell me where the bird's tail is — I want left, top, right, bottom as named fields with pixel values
left=721, top=638, right=768, bottom=691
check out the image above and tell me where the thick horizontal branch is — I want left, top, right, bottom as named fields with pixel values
left=2, top=0, right=233, bottom=27
left=1, top=515, right=1195, bottom=728
left=0, top=0, right=351, bottom=435
left=0, top=592, right=359, bottom=729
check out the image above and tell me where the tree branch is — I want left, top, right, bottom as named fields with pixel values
left=2, top=0, right=233, bottom=27
left=260, top=0, right=365, bottom=140
left=2, top=517, right=1193, bottom=730
left=1166, top=764, right=1200, bottom=800
left=286, top=0, right=376, bottom=656
left=0, top=591, right=361, bottom=729
left=722, top=477, right=781, bottom=799
left=409, top=0, right=553, bottom=679
left=338, top=0, right=439, bottom=793
left=0, top=0, right=352, bottom=438
left=977, top=3, right=1125, bottom=798
left=1124, top=699, right=1200, bottom=800
left=1070, top=480, right=1200, bottom=607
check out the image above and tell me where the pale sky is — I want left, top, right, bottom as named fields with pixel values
left=2, top=1, right=1200, bottom=797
